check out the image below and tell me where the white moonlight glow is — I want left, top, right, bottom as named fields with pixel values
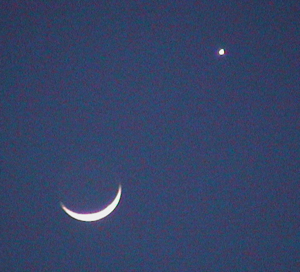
left=219, top=49, right=225, bottom=55
left=60, top=184, right=122, bottom=222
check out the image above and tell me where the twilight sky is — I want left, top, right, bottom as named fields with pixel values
left=2, top=1, right=300, bottom=271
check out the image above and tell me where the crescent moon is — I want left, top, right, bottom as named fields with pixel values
left=60, top=184, right=122, bottom=222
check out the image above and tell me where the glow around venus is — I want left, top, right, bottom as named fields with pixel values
left=60, top=184, right=122, bottom=222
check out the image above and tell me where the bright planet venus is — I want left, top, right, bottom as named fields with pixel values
left=60, top=184, right=122, bottom=222
left=219, top=48, right=225, bottom=55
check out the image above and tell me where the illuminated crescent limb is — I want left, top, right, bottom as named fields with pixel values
left=60, top=184, right=122, bottom=222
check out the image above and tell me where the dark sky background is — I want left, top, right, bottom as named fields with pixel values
left=1, top=1, right=300, bottom=271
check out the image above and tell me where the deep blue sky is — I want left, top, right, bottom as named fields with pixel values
left=2, top=1, right=300, bottom=271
